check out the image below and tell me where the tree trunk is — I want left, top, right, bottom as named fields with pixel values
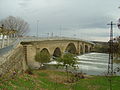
left=66, top=65, right=69, bottom=81
left=2, top=35, right=5, bottom=48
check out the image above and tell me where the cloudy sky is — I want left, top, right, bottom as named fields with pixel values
left=0, top=0, right=120, bottom=41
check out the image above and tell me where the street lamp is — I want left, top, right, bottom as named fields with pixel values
left=36, top=20, right=39, bottom=37
left=59, top=25, right=62, bottom=37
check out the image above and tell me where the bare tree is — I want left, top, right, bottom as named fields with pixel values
left=0, top=16, right=29, bottom=37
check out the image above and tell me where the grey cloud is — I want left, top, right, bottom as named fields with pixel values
left=19, top=3, right=28, bottom=7
left=79, top=16, right=115, bottom=29
left=0, top=0, right=120, bottom=41
left=18, top=0, right=32, bottom=8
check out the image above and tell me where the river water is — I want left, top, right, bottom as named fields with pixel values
left=77, top=53, right=120, bottom=75
left=47, top=53, right=120, bottom=76
left=77, top=53, right=109, bottom=75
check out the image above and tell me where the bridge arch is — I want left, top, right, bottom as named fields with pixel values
left=53, top=47, right=62, bottom=57
left=90, top=47, right=92, bottom=51
left=65, top=43, right=77, bottom=54
left=40, top=48, right=50, bottom=54
left=39, top=48, right=51, bottom=59
left=85, top=45, right=89, bottom=53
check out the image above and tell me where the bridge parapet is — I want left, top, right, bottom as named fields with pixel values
left=20, top=37, right=94, bottom=45
left=0, top=37, right=94, bottom=56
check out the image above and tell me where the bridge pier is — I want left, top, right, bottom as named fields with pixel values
left=26, top=45, right=40, bottom=69
left=76, top=41, right=80, bottom=55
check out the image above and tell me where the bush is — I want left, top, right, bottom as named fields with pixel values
left=35, top=51, right=50, bottom=65
left=56, top=53, right=78, bottom=82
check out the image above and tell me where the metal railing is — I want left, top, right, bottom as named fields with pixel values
left=0, top=38, right=19, bottom=56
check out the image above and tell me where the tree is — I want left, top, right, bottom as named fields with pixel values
left=56, top=53, right=78, bottom=81
left=0, top=16, right=29, bottom=37
left=35, top=51, right=51, bottom=67
left=112, top=36, right=120, bottom=59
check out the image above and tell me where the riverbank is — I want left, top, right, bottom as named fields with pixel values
left=0, top=70, right=120, bottom=90
left=114, top=59, right=120, bottom=63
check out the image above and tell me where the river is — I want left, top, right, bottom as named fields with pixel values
left=77, top=53, right=109, bottom=75
left=47, top=53, right=120, bottom=76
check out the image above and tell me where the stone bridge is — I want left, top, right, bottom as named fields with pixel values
left=0, top=37, right=94, bottom=77
left=20, top=37, right=94, bottom=68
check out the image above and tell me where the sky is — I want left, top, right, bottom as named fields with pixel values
left=0, top=0, right=120, bottom=41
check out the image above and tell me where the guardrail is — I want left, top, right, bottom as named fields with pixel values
left=0, top=38, right=20, bottom=56
left=0, top=45, right=14, bottom=56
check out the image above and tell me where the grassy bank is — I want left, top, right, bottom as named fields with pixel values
left=0, top=70, right=120, bottom=90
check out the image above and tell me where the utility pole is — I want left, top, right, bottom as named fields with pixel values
left=107, top=21, right=116, bottom=90
left=51, top=32, right=53, bottom=37
left=107, top=21, right=116, bottom=75
left=46, top=33, right=49, bottom=39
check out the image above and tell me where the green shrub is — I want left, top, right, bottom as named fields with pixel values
left=35, top=50, right=50, bottom=65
